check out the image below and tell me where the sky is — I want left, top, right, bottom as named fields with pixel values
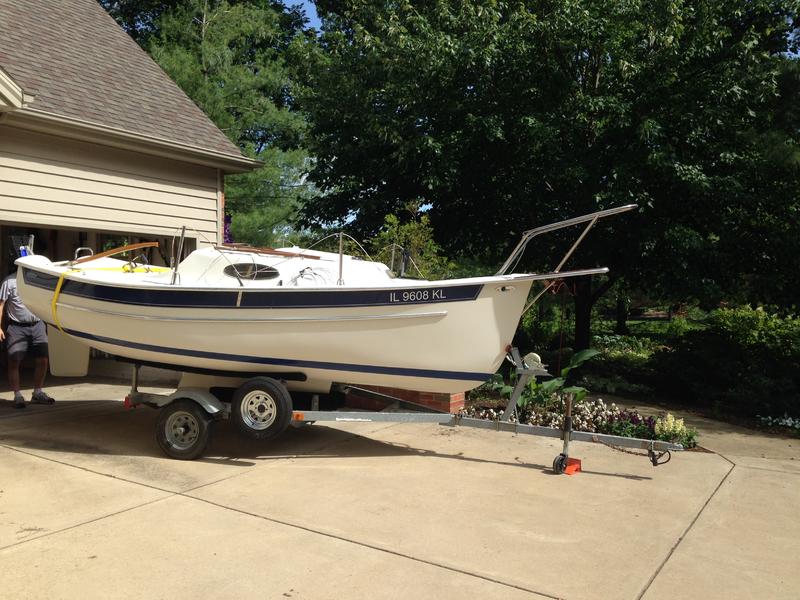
left=297, top=0, right=321, bottom=30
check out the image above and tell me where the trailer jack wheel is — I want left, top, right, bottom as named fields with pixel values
left=156, top=399, right=212, bottom=460
left=552, top=453, right=568, bottom=475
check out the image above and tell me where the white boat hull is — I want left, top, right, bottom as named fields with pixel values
left=17, top=261, right=535, bottom=394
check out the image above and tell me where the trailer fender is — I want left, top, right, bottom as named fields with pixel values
left=166, top=387, right=227, bottom=416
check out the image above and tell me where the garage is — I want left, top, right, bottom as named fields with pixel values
left=0, top=0, right=257, bottom=372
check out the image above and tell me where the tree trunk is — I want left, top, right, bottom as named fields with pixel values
left=573, top=277, right=593, bottom=350
left=615, top=294, right=629, bottom=335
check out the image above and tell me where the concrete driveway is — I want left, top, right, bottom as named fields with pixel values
left=0, top=378, right=798, bottom=599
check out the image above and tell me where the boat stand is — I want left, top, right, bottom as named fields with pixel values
left=124, top=348, right=682, bottom=469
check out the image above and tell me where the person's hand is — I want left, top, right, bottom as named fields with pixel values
left=0, top=329, right=5, bottom=342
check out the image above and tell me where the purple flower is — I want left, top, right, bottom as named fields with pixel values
left=224, top=213, right=233, bottom=244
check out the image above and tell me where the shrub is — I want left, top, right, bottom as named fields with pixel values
left=579, top=334, right=660, bottom=394
left=577, top=373, right=654, bottom=396
left=592, top=334, right=660, bottom=355
left=652, top=307, right=800, bottom=418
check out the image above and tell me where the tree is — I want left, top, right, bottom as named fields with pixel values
left=99, top=0, right=179, bottom=44
left=300, top=0, right=799, bottom=348
left=369, top=203, right=456, bottom=279
left=103, top=0, right=314, bottom=246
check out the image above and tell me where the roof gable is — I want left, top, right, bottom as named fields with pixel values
left=0, top=0, right=246, bottom=161
left=0, top=66, right=34, bottom=109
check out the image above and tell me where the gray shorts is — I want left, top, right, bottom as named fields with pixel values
left=6, top=321, right=49, bottom=359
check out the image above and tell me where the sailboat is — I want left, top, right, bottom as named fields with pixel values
left=15, top=205, right=635, bottom=394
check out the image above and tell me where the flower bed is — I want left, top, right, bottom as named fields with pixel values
left=462, top=397, right=698, bottom=448
left=757, top=414, right=800, bottom=436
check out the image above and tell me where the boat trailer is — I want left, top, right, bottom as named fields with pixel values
left=124, top=348, right=682, bottom=473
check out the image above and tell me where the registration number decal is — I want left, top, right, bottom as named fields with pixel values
left=389, top=288, right=448, bottom=303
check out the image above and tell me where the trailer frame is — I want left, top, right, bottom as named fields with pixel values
left=124, top=347, right=682, bottom=469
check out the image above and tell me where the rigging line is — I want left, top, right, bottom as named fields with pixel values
left=184, top=227, right=245, bottom=287
left=303, top=231, right=370, bottom=259
left=406, top=254, right=425, bottom=279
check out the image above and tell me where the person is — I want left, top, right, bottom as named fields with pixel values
left=0, top=266, right=55, bottom=409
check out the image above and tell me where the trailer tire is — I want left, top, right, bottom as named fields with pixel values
left=156, top=399, right=212, bottom=460
left=231, top=378, right=292, bottom=440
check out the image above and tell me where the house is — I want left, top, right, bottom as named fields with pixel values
left=0, top=0, right=257, bottom=375
left=0, top=0, right=257, bottom=273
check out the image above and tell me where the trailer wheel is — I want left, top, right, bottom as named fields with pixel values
left=156, top=399, right=211, bottom=460
left=231, top=377, right=292, bottom=440
left=552, top=453, right=568, bottom=475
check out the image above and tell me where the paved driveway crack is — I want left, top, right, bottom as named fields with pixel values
left=184, top=493, right=560, bottom=599
left=636, top=452, right=737, bottom=599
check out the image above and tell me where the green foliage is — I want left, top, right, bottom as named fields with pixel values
left=592, top=334, right=661, bottom=356
left=577, top=374, right=654, bottom=396
left=598, top=417, right=654, bottom=441
left=141, top=0, right=312, bottom=246
left=517, top=348, right=599, bottom=409
left=479, top=347, right=599, bottom=411
left=583, top=406, right=697, bottom=448
left=301, top=0, right=800, bottom=318
left=595, top=408, right=697, bottom=448
left=626, top=317, right=707, bottom=339
left=368, top=205, right=455, bottom=279
left=99, top=0, right=176, bottom=44
left=653, top=307, right=800, bottom=417
left=483, top=373, right=515, bottom=400
left=515, top=300, right=566, bottom=352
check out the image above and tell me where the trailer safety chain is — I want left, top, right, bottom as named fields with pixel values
left=592, top=436, right=672, bottom=467
left=649, top=450, right=672, bottom=466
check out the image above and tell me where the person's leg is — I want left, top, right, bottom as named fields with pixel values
left=31, top=344, right=55, bottom=404
left=33, top=356, right=48, bottom=389
left=30, top=331, right=54, bottom=404
left=6, top=323, right=28, bottom=407
left=7, top=356, right=22, bottom=392
left=7, top=355, right=24, bottom=407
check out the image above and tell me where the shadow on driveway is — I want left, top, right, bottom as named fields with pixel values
left=0, top=394, right=653, bottom=481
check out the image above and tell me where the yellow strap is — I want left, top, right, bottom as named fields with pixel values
left=66, top=265, right=171, bottom=274
left=51, top=272, right=67, bottom=333
left=85, top=265, right=171, bottom=273
left=49, top=264, right=170, bottom=331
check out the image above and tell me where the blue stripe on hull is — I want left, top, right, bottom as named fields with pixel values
left=55, top=325, right=492, bottom=382
left=22, top=268, right=483, bottom=309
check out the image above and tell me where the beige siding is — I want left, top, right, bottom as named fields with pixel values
left=0, top=125, right=220, bottom=245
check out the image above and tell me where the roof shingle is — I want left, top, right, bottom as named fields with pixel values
left=0, top=0, right=244, bottom=158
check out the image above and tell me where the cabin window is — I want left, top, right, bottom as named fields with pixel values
left=224, top=263, right=280, bottom=280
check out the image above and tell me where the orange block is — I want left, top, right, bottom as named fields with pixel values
left=564, top=458, right=582, bottom=475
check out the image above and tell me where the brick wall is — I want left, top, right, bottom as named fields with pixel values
left=345, top=385, right=465, bottom=413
